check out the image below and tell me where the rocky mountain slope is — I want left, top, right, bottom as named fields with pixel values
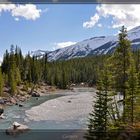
left=31, top=26, right=140, bottom=61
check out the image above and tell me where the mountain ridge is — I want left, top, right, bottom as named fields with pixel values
left=31, top=26, right=140, bottom=61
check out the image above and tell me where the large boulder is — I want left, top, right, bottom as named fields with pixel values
left=31, top=92, right=40, bottom=97
left=6, top=122, right=29, bottom=136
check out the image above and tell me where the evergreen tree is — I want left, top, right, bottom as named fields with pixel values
left=85, top=66, right=109, bottom=140
left=60, top=66, right=67, bottom=89
left=127, top=57, right=138, bottom=124
left=15, top=67, right=21, bottom=85
left=1, top=49, right=9, bottom=74
left=8, top=45, right=17, bottom=95
left=110, top=26, right=134, bottom=123
left=9, top=69, right=16, bottom=95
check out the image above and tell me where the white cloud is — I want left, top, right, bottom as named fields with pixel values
left=11, top=4, right=41, bottom=20
left=97, top=23, right=102, bottom=27
left=84, top=4, right=140, bottom=30
left=0, top=4, right=42, bottom=20
left=0, top=4, right=15, bottom=12
left=54, top=41, right=77, bottom=50
left=83, top=13, right=99, bottom=28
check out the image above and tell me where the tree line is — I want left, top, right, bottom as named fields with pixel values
left=0, top=44, right=105, bottom=96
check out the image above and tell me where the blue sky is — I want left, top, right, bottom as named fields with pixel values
left=0, top=4, right=139, bottom=59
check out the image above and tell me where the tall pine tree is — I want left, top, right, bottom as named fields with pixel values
left=110, top=26, right=135, bottom=123
left=86, top=66, right=110, bottom=140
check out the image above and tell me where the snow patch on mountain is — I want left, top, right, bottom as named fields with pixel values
left=31, top=26, right=140, bottom=61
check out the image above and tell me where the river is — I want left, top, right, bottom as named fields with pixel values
left=0, top=87, right=95, bottom=140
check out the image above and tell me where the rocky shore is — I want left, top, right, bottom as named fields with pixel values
left=0, top=82, right=91, bottom=108
left=0, top=83, right=57, bottom=112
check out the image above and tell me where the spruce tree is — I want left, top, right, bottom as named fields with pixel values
left=15, top=67, right=21, bottom=85
left=85, top=66, right=109, bottom=140
left=8, top=45, right=17, bottom=95
left=9, top=69, right=16, bottom=95
left=110, top=26, right=134, bottom=123
left=127, top=57, right=138, bottom=124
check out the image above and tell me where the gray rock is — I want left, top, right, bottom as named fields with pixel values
left=10, top=98, right=17, bottom=104
left=31, top=92, right=40, bottom=97
left=6, top=122, right=29, bottom=136
left=18, top=104, right=23, bottom=107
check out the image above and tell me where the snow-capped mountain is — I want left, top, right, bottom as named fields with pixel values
left=31, top=26, right=140, bottom=61
left=30, top=50, right=48, bottom=58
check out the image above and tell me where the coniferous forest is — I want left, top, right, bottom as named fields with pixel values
left=1, top=26, right=140, bottom=139
left=0, top=45, right=104, bottom=94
